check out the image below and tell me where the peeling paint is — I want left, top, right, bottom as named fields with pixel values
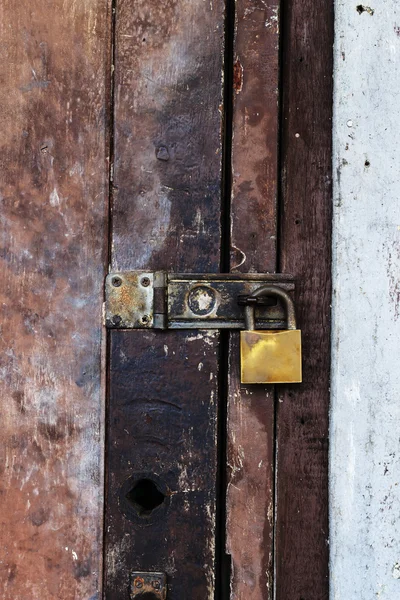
left=356, top=4, right=374, bottom=16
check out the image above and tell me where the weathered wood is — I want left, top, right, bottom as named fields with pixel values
left=230, top=0, right=279, bottom=272
left=106, top=331, right=220, bottom=598
left=104, top=0, right=225, bottom=597
left=226, top=0, right=279, bottom=597
left=0, top=1, right=111, bottom=598
left=110, top=0, right=225, bottom=273
left=276, top=0, right=333, bottom=597
left=331, top=3, right=400, bottom=597
left=226, top=341, right=275, bottom=599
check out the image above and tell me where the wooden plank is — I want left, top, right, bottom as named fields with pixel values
left=106, top=330, right=220, bottom=597
left=226, top=0, right=280, bottom=598
left=104, top=0, right=225, bottom=597
left=275, top=0, right=333, bottom=598
left=331, top=4, right=400, bottom=598
left=0, top=1, right=111, bottom=598
left=110, top=0, right=225, bottom=273
left=230, top=0, right=279, bottom=272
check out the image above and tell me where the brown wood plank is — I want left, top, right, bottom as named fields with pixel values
left=104, top=0, right=225, bottom=597
left=226, top=0, right=280, bottom=598
left=0, top=1, right=111, bottom=598
left=230, top=0, right=279, bottom=272
left=276, top=0, right=333, bottom=598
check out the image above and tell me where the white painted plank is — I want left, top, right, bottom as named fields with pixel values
left=331, top=2, right=400, bottom=598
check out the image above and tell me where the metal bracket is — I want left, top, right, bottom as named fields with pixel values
left=105, top=272, right=295, bottom=330
left=130, top=571, right=167, bottom=599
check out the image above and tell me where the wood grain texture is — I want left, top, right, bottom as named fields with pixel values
left=104, top=0, right=225, bottom=597
left=0, top=0, right=111, bottom=598
left=106, top=330, right=220, bottom=598
left=276, top=0, right=333, bottom=598
left=111, top=0, right=225, bottom=273
left=230, top=0, right=279, bottom=273
left=226, top=1, right=279, bottom=597
left=226, top=339, right=275, bottom=599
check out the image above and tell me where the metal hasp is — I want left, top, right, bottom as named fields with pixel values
left=104, top=272, right=295, bottom=330
left=130, top=571, right=167, bottom=599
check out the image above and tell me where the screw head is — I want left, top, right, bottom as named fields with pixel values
left=134, top=579, right=143, bottom=589
left=112, top=314, right=122, bottom=326
left=152, top=580, right=161, bottom=590
left=141, top=277, right=151, bottom=287
left=141, top=315, right=150, bottom=324
left=112, top=276, right=122, bottom=287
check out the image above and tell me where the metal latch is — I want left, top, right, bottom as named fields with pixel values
left=104, top=272, right=294, bottom=330
left=130, top=571, right=167, bottom=599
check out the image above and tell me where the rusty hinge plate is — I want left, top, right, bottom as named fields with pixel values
left=130, top=571, right=167, bottom=599
left=104, top=272, right=295, bottom=330
left=105, top=271, right=165, bottom=329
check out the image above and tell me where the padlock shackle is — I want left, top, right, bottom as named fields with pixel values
left=243, top=304, right=256, bottom=330
left=244, top=285, right=297, bottom=330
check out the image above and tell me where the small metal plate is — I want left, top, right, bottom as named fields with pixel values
left=130, top=571, right=167, bottom=599
left=105, top=272, right=154, bottom=329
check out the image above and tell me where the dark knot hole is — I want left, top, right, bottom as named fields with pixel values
left=126, top=478, right=166, bottom=517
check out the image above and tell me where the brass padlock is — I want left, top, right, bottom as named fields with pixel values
left=240, top=285, right=302, bottom=384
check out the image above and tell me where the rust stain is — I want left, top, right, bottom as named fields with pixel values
left=131, top=573, right=167, bottom=599
left=105, top=272, right=153, bottom=328
left=233, top=58, right=243, bottom=93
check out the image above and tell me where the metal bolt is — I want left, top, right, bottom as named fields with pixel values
left=112, top=315, right=122, bottom=325
left=112, top=276, right=122, bottom=287
left=152, top=580, right=161, bottom=590
left=141, top=277, right=151, bottom=287
left=141, top=315, right=150, bottom=324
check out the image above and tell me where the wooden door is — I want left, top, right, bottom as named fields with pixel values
left=0, top=0, right=332, bottom=598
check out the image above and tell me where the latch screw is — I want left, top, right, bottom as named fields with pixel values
left=112, top=276, right=122, bottom=287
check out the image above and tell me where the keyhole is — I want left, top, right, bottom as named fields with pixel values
left=125, top=479, right=166, bottom=517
